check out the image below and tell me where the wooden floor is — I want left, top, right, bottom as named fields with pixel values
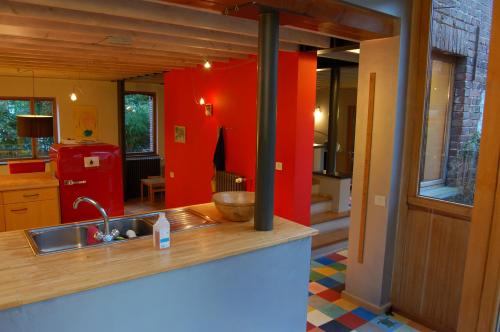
left=124, top=197, right=165, bottom=215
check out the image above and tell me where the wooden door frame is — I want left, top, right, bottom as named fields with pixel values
left=393, top=0, right=498, bottom=330
left=458, top=1, right=500, bottom=330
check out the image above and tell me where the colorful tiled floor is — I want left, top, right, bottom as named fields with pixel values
left=307, top=250, right=430, bottom=332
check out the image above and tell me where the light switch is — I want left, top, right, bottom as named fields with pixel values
left=374, top=195, right=386, bottom=207
left=169, top=171, right=175, bottom=178
left=84, top=156, right=99, bottom=168
left=275, top=162, right=283, bottom=171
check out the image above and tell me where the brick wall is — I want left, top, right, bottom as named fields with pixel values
left=431, top=0, right=492, bottom=188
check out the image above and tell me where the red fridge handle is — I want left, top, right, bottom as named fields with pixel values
left=63, top=180, right=87, bottom=186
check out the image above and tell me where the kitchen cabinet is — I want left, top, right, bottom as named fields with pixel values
left=4, top=198, right=59, bottom=231
left=0, top=174, right=60, bottom=232
left=0, top=204, right=5, bottom=232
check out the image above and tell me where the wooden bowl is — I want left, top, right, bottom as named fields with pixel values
left=212, top=191, right=255, bottom=222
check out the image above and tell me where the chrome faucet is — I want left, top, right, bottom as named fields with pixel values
left=73, top=196, right=119, bottom=242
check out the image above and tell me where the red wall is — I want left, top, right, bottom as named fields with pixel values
left=164, top=51, right=316, bottom=225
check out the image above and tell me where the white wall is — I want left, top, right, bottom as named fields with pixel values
left=0, top=76, right=118, bottom=144
left=346, top=36, right=400, bottom=307
left=343, top=0, right=412, bottom=309
left=0, top=76, right=165, bottom=173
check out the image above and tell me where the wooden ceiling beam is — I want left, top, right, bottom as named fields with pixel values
left=0, top=52, right=196, bottom=70
left=0, top=58, right=179, bottom=74
left=8, top=0, right=330, bottom=48
left=159, top=0, right=398, bottom=41
left=0, top=63, right=155, bottom=76
left=0, top=59, right=173, bottom=74
left=0, top=67, right=156, bottom=81
left=0, top=2, right=298, bottom=51
left=0, top=47, right=201, bottom=67
left=0, top=15, right=259, bottom=55
left=0, top=25, right=250, bottom=59
left=0, top=39, right=229, bottom=63
left=253, top=0, right=396, bottom=39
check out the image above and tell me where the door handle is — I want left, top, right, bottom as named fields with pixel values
left=64, top=180, right=87, bottom=186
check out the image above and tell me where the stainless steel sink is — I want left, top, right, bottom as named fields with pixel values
left=25, top=209, right=217, bottom=255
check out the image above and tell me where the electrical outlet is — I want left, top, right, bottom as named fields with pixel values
left=275, top=162, right=283, bottom=171
left=169, top=171, right=175, bottom=178
left=84, top=156, right=99, bottom=168
left=374, top=195, right=386, bottom=207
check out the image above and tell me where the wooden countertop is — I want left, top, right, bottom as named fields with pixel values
left=0, top=203, right=317, bottom=311
left=0, top=172, right=59, bottom=191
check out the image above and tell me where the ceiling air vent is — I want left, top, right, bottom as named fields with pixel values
left=101, top=35, right=134, bottom=46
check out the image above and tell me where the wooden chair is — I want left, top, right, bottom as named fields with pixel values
left=140, top=176, right=165, bottom=203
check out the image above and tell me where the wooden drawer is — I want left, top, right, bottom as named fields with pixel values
left=3, top=187, right=57, bottom=204
left=4, top=200, right=60, bottom=231
left=0, top=205, right=4, bottom=232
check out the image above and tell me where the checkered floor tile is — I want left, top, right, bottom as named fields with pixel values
left=307, top=251, right=432, bottom=332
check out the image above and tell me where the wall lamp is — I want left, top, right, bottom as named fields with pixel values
left=198, top=97, right=213, bottom=116
left=314, top=107, right=322, bottom=121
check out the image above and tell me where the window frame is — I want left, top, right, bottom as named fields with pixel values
left=419, top=52, right=456, bottom=189
left=407, top=3, right=472, bottom=220
left=123, top=91, right=157, bottom=157
left=0, top=96, right=58, bottom=162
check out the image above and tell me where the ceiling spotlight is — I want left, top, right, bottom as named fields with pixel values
left=70, top=92, right=78, bottom=102
left=199, top=97, right=205, bottom=105
left=203, top=60, right=211, bottom=69
left=346, top=48, right=360, bottom=54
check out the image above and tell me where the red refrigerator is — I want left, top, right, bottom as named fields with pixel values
left=50, top=143, right=124, bottom=223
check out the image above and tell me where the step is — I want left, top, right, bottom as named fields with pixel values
left=311, top=194, right=331, bottom=204
left=310, top=194, right=333, bottom=214
left=312, top=183, right=320, bottom=195
left=311, top=210, right=350, bottom=226
left=312, top=227, right=349, bottom=250
left=312, top=216, right=350, bottom=234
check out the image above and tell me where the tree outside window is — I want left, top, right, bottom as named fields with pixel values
left=0, top=98, right=56, bottom=161
left=124, top=93, right=156, bottom=155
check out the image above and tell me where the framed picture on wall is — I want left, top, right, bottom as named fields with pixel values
left=73, top=105, right=98, bottom=142
left=174, top=125, right=186, bottom=143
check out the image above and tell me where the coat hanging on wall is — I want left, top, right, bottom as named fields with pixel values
left=213, top=127, right=226, bottom=171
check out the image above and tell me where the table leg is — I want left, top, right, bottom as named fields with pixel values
left=149, top=185, right=154, bottom=203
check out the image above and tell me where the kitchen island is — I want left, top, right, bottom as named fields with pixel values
left=0, top=203, right=316, bottom=332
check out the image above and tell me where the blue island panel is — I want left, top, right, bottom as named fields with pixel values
left=0, top=237, right=311, bottom=332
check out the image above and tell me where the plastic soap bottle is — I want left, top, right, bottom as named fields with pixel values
left=153, top=213, right=170, bottom=249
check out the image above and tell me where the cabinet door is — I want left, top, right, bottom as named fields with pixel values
left=5, top=200, right=59, bottom=231
left=0, top=205, right=5, bottom=232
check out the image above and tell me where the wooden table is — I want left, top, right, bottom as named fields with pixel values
left=140, top=177, right=165, bottom=202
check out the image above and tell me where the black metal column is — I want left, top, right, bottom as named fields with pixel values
left=254, top=9, right=279, bottom=231
left=326, top=67, right=340, bottom=175
left=116, top=80, right=127, bottom=200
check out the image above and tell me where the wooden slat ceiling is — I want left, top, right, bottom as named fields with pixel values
left=0, top=0, right=398, bottom=81
left=164, top=0, right=398, bottom=41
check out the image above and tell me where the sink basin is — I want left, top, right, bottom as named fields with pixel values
left=25, top=209, right=217, bottom=255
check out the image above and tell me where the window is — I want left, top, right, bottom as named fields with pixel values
left=416, top=0, right=492, bottom=206
left=124, top=92, right=156, bottom=155
left=421, top=54, right=455, bottom=187
left=0, top=98, right=56, bottom=161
